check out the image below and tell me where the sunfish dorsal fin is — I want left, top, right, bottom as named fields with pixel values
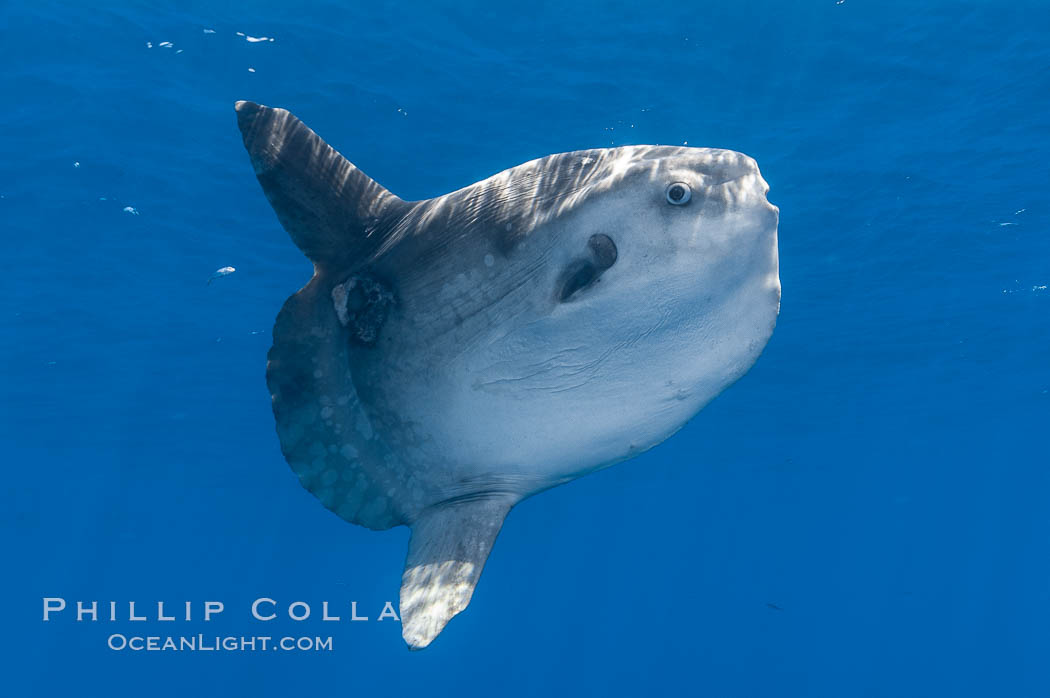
left=401, top=497, right=513, bottom=649
left=234, top=101, right=405, bottom=270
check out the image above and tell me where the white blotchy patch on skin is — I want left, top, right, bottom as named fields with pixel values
left=400, top=561, right=476, bottom=648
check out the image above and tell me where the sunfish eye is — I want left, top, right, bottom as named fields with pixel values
left=665, top=182, right=691, bottom=205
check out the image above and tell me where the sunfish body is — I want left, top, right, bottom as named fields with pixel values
left=234, top=101, right=780, bottom=649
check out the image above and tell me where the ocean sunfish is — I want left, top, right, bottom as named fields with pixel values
left=234, top=101, right=780, bottom=649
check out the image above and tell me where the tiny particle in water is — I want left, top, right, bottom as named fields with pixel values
left=73, top=161, right=80, bottom=168
left=999, top=222, right=1015, bottom=227
left=146, top=41, right=153, bottom=48
left=1015, top=208, right=1026, bottom=215
left=248, top=67, right=256, bottom=73
left=123, top=206, right=139, bottom=215
left=766, top=602, right=784, bottom=611
left=208, top=266, right=236, bottom=285
left=158, top=41, right=173, bottom=48
left=176, top=49, right=183, bottom=54
left=203, top=28, right=215, bottom=34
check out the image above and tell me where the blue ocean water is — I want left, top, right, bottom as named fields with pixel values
left=2, top=0, right=1048, bottom=695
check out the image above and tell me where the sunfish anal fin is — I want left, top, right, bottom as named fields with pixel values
left=400, top=497, right=513, bottom=650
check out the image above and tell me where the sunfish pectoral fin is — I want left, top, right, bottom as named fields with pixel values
left=400, top=496, right=513, bottom=650
left=234, top=100, right=406, bottom=270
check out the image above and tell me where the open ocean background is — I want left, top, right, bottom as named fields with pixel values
left=3, top=1, right=1049, bottom=696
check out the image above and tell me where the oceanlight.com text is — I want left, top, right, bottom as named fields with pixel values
left=107, top=634, right=333, bottom=652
